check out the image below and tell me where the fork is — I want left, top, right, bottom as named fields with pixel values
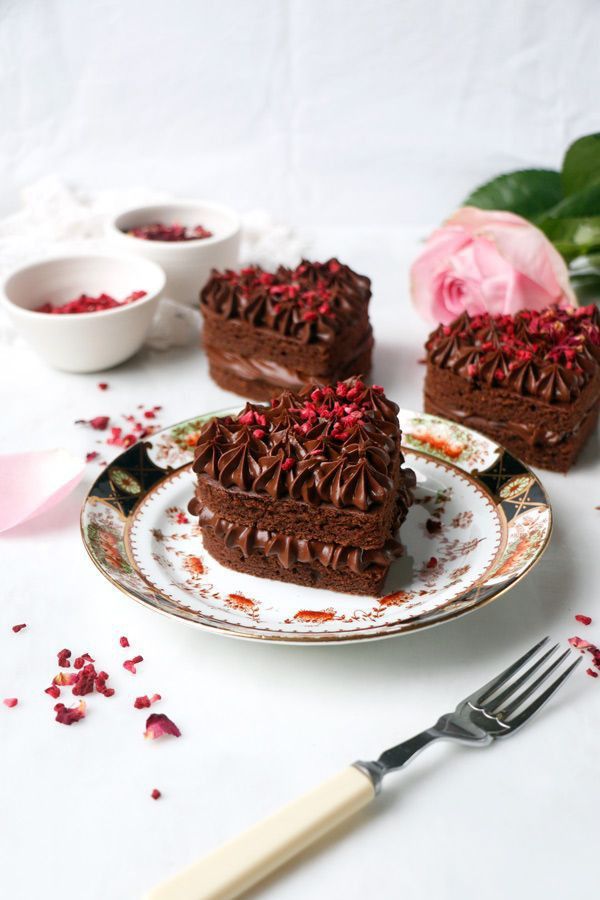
left=147, top=637, right=580, bottom=900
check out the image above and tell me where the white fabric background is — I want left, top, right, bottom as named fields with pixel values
left=2, top=0, right=600, bottom=224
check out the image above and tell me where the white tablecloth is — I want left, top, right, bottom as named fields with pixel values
left=1, top=227, right=598, bottom=900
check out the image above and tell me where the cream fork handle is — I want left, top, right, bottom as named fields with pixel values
left=146, top=766, right=375, bottom=900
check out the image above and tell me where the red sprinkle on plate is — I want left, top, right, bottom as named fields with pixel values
left=3, top=698, right=18, bottom=708
left=11, top=623, right=27, bottom=633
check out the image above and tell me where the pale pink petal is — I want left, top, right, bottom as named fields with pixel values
left=410, top=228, right=472, bottom=321
left=0, top=449, right=85, bottom=534
left=451, top=207, right=576, bottom=306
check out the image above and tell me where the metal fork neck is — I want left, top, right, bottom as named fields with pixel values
left=354, top=727, right=441, bottom=793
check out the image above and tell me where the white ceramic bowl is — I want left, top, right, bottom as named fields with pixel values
left=1, top=253, right=166, bottom=373
left=107, top=200, right=241, bottom=306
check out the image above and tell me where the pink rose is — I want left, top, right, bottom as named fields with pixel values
left=410, top=206, right=576, bottom=324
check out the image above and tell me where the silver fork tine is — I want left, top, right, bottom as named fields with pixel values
left=465, top=636, right=550, bottom=706
left=499, top=655, right=582, bottom=732
left=481, top=643, right=560, bottom=711
left=490, top=648, right=571, bottom=718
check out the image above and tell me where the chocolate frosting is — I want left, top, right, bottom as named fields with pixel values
left=192, top=376, right=415, bottom=512
left=194, top=504, right=403, bottom=574
left=426, top=306, right=600, bottom=403
left=200, top=259, right=371, bottom=345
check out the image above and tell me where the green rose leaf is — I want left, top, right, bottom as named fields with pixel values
left=540, top=182, right=600, bottom=220
left=561, top=133, right=600, bottom=196
left=463, top=169, right=562, bottom=219
left=540, top=216, right=600, bottom=261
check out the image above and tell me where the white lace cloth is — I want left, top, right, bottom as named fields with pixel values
left=0, top=176, right=310, bottom=350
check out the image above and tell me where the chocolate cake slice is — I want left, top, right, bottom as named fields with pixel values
left=424, top=305, right=600, bottom=472
left=200, top=259, right=373, bottom=400
left=189, top=377, right=415, bottom=595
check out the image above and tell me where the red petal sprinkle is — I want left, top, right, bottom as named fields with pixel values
left=281, top=457, right=295, bottom=471
left=135, top=693, right=161, bottom=709
left=587, top=668, right=599, bottom=678
left=124, top=655, right=143, bottom=674
left=76, top=416, right=110, bottom=430
left=98, top=382, right=109, bottom=391
left=128, top=223, right=212, bottom=242
left=119, top=636, right=130, bottom=648
left=53, top=672, right=78, bottom=686
left=569, top=636, right=592, bottom=650
left=11, top=623, right=26, bottom=633
left=45, top=685, right=61, bottom=699
left=37, top=292, right=146, bottom=315
left=85, top=451, right=99, bottom=463
left=426, top=556, right=438, bottom=568
left=54, top=701, right=86, bottom=725
left=57, top=649, right=71, bottom=668
left=3, top=698, right=18, bottom=708
left=151, top=788, right=161, bottom=800
left=144, top=713, right=181, bottom=740
left=575, top=614, right=592, bottom=626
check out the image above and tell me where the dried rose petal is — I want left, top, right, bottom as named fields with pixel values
left=45, top=685, right=61, bottom=699
left=151, top=788, right=161, bottom=800
left=568, top=636, right=592, bottom=651
left=75, top=416, right=110, bottom=430
left=97, top=382, right=109, bottom=391
left=426, top=556, right=438, bottom=568
left=11, top=623, right=27, bottom=633
left=575, top=614, right=592, bottom=626
left=85, top=451, right=99, bottom=463
left=124, top=655, right=143, bottom=674
left=37, top=292, right=146, bottom=315
left=54, top=701, right=86, bottom=725
left=587, top=668, right=598, bottom=678
left=53, top=672, right=78, bottom=686
left=144, top=713, right=181, bottom=740
left=3, top=698, right=18, bottom=708
left=57, top=648, right=71, bottom=667
left=119, top=636, right=130, bottom=648
left=135, top=693, right=161, bottom=709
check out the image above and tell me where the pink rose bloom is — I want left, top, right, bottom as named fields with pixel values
left=410, top=206, right=576, bottom=324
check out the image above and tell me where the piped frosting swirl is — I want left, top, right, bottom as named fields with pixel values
left=192, top=377, right=413, bottom=511
left=426, top=305, right=600, bottom=403
left=200, top=259, right=371, bottom=345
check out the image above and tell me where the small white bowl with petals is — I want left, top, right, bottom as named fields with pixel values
left=1, top=253, right=166, bottom=373
left=107, top=200, right=241, bottom=306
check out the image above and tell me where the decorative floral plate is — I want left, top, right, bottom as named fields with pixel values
left=81, top=409, right=552, bottom=644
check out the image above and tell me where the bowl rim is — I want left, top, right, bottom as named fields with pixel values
left=0, top=251, right=166, bottom=322
left=107, top=198, right=241, bottom=248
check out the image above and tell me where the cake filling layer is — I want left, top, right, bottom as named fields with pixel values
left=197, top=505, right=402, bottom=574
left=425, top=393, right=600, bottom=448
left=207, top=335, right=374, bottom=391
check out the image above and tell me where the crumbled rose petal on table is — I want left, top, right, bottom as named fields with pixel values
left=144, top=713, right=181, bottom=740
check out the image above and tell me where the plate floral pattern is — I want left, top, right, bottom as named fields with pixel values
left=81, top=409, right=552, bottom=644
